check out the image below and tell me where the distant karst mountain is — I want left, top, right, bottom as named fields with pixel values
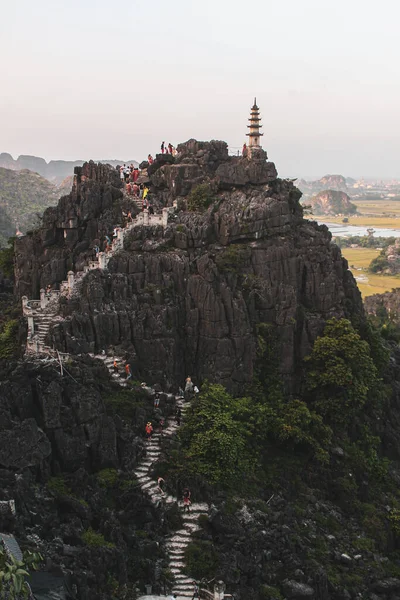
left=298, top=173, right=349, bottom=198
left=0, top=153, right=138, bottom=185
left=0, top=167, right=60, bottom=246
left=307, top=189, right=357, bottom=216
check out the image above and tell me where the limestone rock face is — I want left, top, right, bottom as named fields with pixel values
left=0, top=419, right=51, bottom=469
left=308, top=189, right=357, bottom=216
left=14, top=143, right=363, bottom=394
left=14, top=161, right=127, bottom=298
left=149, top=139, right=277, bottom=199
left=216, top=156, right=278, bottom=188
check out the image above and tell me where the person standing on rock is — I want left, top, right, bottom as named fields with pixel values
left=132, top=183, right=139, bottom=197
left=113, top=359, right=119, bottom=375
left=161, top=141, right=165, bottom=154
left=191, top=581, right=199, bottom=600
left=184, top=377, right=194, bottom=402
left=148, top=154, right=154, bottom=165
left=157, top=476, right=165, bottom=496
left=183, top=488, right=191, bottom=512
left=145, top=422, right=153, bottom=439
left=168, top=142, right=173, bottom=155
left=125, top=363, right=132, bottom=380
left=175, top=407, right=181, bottom=426
left=120, top=165, right=125, bottom=182
left=242, top=143, right=247, bottom=157
left=133, top=168, right=139, bottom=182
left=154, top=392, right=160, bottom=409
left=143, top=186, right=149, bottom=201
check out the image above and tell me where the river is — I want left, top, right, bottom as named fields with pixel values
left=318, top=221, right=400, bottom=238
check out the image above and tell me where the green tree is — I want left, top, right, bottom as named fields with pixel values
left=179, top=383, right=256, bottom=486
left=0, top=549, right=42, bottom=599
left=305, top=318, right=379, bottom=425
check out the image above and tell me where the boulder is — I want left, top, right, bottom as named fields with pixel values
left=282, top=579, right=315, bottom=597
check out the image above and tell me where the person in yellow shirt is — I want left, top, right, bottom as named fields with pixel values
left=143, top=186, right=149, bottom=200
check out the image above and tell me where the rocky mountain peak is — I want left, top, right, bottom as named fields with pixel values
left=14, top=142, right=362, bottom=395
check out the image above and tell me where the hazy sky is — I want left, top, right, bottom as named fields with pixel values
left=1, top=0, right=399, bottom=177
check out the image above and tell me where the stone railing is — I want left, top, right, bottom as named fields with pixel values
left=200, top=580, right=231, bottom=600
left=22, top=205, right=173, bottom=355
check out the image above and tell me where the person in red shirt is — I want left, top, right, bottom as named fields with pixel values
left=145, top=422, right=153, bottom=439
left=125, top=363, right=132, bottom=380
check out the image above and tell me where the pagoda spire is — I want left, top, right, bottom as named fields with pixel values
left=247, top=98, right=263, bottom=149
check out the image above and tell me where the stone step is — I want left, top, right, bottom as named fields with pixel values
left=169, top=561, right=185, bottom=569
left=172, top=574, right=192, bottom=582
left=169, top=549, right=185, bottom=557
left=167, top=535, right=191, bottom=544
left=136, top=475, right=151, bottom=483
left=141, top=481, right=158, bottom=492
left=135, top=466, right=150, bottom=474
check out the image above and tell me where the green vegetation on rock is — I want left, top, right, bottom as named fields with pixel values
left=81, top=528, right=115, bottom=549
left=187, top=183, right=215, bottom=211
left=0, top=319, right=19, bottom=359
left=184, top=540, right=219, bottom=580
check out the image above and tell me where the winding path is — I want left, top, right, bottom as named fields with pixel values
left=96, top=354, right=209, bottom=600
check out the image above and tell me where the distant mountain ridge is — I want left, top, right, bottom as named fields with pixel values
left=0, top=153, right=138, bottom=184
left=298, top=173, right=349, bottom=198
left=0, top=167, right=61, bottom=246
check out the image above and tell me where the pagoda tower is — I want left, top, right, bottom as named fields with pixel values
left=247, top=98, right=263, bottom=151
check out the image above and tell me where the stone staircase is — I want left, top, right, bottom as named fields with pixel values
left=92, top=353, right=128, bottom=387
left=94, top=352, right=210, bottom=599
left=131, top=395, right=209, bottom=600
left=22, top=204, right=173, bottom=355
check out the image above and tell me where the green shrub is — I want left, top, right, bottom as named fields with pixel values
left=81, top=527, right=115, bottom=548
left=198, top=514, right=209, bottom=528
left=47, top=476, right=69, bottom=495
left=216, top=244, right=251, bottom=274
left=353, top=536, right=375, bottom=551
left=184, top=541, right=219, bottom=579
left=187, top=184, right=214, bottom=212
left=103, top=388, right=145, bottom=419
left=96, top=468, right=119, bottom=488
left=259, top=584, right=283, bottom=599
left=0, top=319, right=19, bottom=358
left=120, top=477, right=138, bottom=491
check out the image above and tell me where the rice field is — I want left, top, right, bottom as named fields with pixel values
left=341, top=247, right=400, bottom=297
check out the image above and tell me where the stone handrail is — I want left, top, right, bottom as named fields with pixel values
left=22, top=204, right=173, bottom=355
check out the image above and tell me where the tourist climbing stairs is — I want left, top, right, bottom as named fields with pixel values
left=22, top=202, right=171, bottom=355
left=92, top=356, right=210, bottom=598
left=130, top=396, right=209, bottom=600
left=92, top=353, right=128, bottom=387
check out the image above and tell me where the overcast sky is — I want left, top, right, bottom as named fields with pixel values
left=1, top=0, right=399, bottom=178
